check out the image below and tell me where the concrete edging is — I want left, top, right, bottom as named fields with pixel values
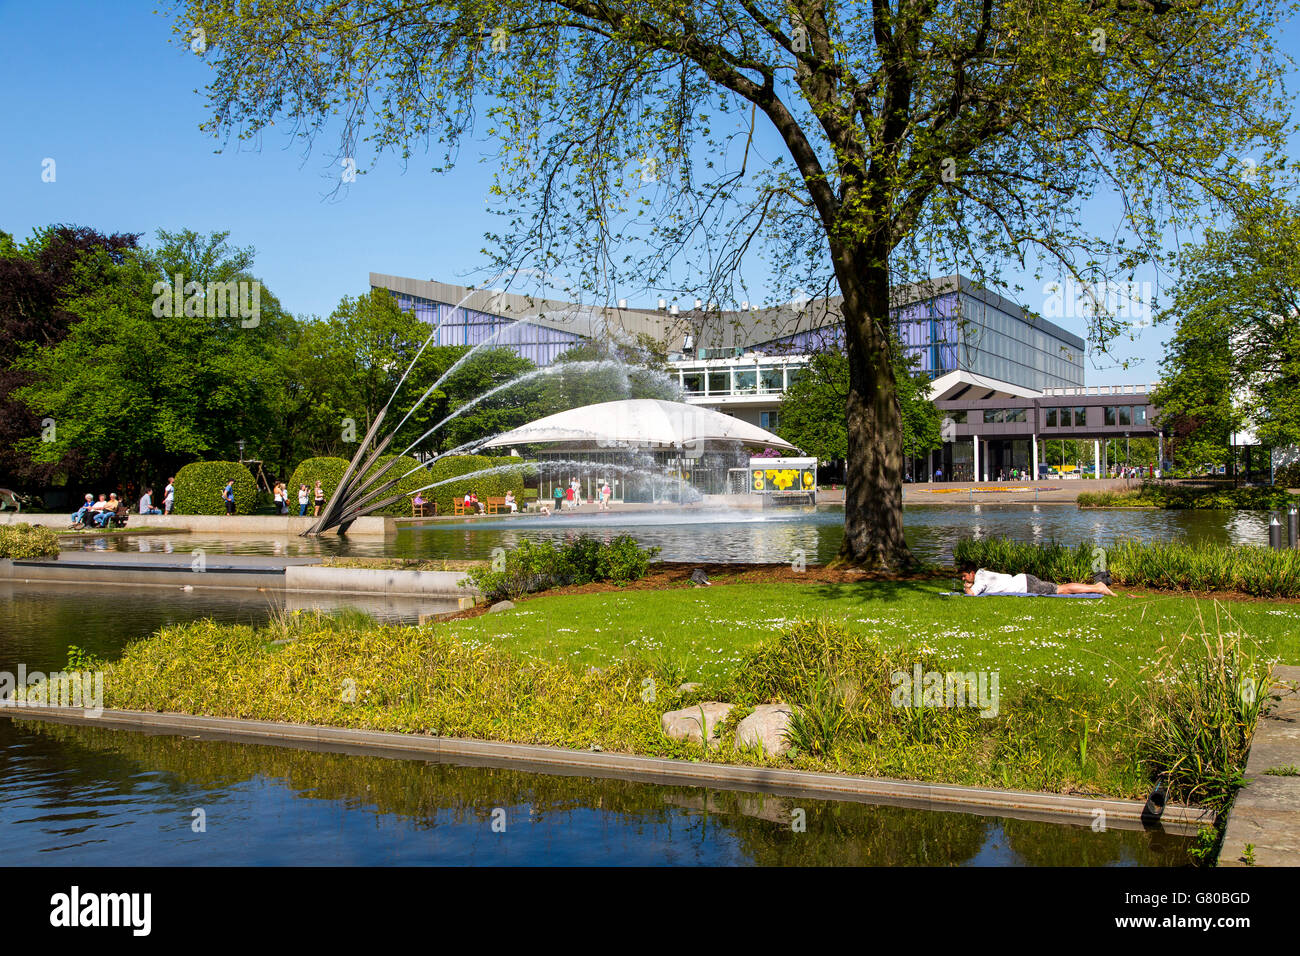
left=0, top=513, right=393, bottom=536
left=0, top=704, right=1211, bottom=834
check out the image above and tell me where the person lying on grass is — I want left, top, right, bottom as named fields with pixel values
left=960, top=567, right=1117, bottom=597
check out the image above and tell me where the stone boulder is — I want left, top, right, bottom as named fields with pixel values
left=489, top=600, right=515, bottom=613
left=661, top=702, right=733, bottom=747
left=735, top=703, right=797, bottom=758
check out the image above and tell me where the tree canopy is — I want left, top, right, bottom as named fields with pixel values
left=173, top=0, right=1296, bottom=566
left=1153, top=193, right=1300, bottom=470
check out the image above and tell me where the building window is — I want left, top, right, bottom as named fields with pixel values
left=761, top=411, right=780, bottom=431
left=1118, top=406, right=1132, bottom=426
left=759, top=366, right=783, bottom=392
left=1134, top=405, right=1147, bottom=425
left=707, top=370, right=730, bottom=395
left=1074, top=407, right=1087, bottom=426
left=983, top=409, right=1001, bottom=424
left=682, top=372, right=704, bottom=394
left=734, top=368, right=756, bottom=393
left=1045, top=408, right=1057, bottom=427
left=1104, top=406, right=1116, bottom=426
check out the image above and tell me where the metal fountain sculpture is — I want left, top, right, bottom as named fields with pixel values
left=302, top=275, right=604, bottom=536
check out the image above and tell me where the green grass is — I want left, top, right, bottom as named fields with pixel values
left=441, top=578, right=1300, bottom=680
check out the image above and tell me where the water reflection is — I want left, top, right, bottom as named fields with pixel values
left=63, top=504, right=1275, bottom=566
left=0, top=720, right=1191, bottom=866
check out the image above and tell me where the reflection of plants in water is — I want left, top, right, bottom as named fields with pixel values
left=996, top=815, right=1192, bottom=867
left=13, top=719, right=1184, bottom=865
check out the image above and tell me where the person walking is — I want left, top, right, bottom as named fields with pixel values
left=163, top=478, right=175, bottom=515
left=313, top=481, right=325, bottom=517
left=553, top=484, right=565, bottom=513
left=564, top=484, right=575, bottom=511
left=273, top=482, right=285, bottom=515
left=298, top=484, right=310, bottom=516
left=222, top=480, right=237, bottom=515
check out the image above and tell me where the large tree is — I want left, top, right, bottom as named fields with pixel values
left=0, top=225, right=141, bottom=486
left=176, top=0, right=1292, bottom=566
left=1152, top=193, right=1300, bottom=471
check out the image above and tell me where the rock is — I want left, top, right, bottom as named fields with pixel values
left=489, top=600, right=515, bottom=613
left=661, top=701, right=733, bottom=747
left=678, top=682, right=704, bottom=694
left=735, top=703, right=798, bottom=758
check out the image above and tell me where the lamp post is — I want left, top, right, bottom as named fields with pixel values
left=237, top=439, right=246, bottom=463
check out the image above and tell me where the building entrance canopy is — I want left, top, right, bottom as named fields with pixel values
left=479, top=399, right=798, bottom=452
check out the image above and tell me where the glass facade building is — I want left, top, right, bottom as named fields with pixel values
left=390, top=290, right=588, bottom=367
left=756, top=287, right=1085, bottom=392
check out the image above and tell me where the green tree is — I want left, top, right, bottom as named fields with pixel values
left=1153, top=195, right=1300, bottom=473
left=175, top=0, right=1291, bottom=567
left=12, top=231, right=291, bottom=489
left=778, top=345, right=939, bottom=465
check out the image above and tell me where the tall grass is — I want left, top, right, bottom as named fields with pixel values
left=954, top=536, right=1300, bottom=597
left=1134, top=631, right=1273, bottom=812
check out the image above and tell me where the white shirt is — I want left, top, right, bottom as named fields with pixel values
left=970, top=569, right=1027, bottom=595
left=163, top=484, right=174, bottom=501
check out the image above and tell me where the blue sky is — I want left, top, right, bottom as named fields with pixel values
left=1, top=1, right=1296, bottom=386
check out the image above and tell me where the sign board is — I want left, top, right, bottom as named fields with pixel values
left=748, top=457, right=817, bottom=494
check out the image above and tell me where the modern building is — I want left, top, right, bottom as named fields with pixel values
left=372, top=272, right=1155, bottom=481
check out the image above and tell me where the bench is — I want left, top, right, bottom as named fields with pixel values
left=412, top=500, right=436, bottom=517
left=71, top=510, right=128, bottom=531
left=483, top=496, right=510, bottom=514
left=453, top=499, right=480, bottom=516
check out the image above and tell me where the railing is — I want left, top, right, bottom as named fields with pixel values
left=1041, top=383, right=1159, bottom=396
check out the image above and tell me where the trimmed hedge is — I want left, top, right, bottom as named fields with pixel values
left=0, top=523, right=60, bottom=559
left=174, top=462, right=258, bottom=515
left=422, top=454, right=528, bottom=515
left=287, top=455, right=429, bottom=517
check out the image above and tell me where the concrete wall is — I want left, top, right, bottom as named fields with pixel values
left=284, top=565, right=477, bottom=597
left=0, top=513, right=394, bottom=536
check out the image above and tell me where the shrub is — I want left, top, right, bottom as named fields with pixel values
left=422, top=454, right=527, bottom=515
left=0, top=523, right=60, bottom=559
left=465, top=534, right=660, bottom=601
left=287, top=455, right=429, bottom=516
left=174, top=462, right=257, bottom=515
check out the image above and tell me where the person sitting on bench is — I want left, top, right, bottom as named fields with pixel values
left=960, top=566, right=1116, bottom=597
left=93, top=494, right=121, bottom=527
left=71, top=494, right=95, bottom=525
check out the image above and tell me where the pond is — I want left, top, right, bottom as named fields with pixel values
left=0, top=582, right=1191, bottom=866
left=63, top=503, right=1276, bottom=566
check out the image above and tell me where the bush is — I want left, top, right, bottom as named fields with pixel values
left=465, top=534, right=660, bottom=602
left=1080, top=482, right=1298, bottom=510
left=287, top=455, right=430, bottom=517
left=0, top=523, right=60, bottom=559
left=423, top=454, right=527, bottom=515
left=174, top=462, right=257, bottom=515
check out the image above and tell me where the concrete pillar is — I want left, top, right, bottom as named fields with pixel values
left=972, top=434, right=980, bottom=484
left=1094, top=439, right=1101, bottom=479
left=1031, top=434, right=1039, bottom=480
left=928, top=449, right=934, bottom=483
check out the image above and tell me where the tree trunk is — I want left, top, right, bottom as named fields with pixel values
left=835, top=247, right=915, bottom=570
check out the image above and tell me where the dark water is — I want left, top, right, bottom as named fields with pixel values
left=0, top=719, right=1190, bottom=866
left=0, top=582, right=1192, bottom=865
left=66, top=503, right=1274, bottom=565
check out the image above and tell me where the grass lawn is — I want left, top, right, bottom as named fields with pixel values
left=442, top=578, right=1300, bottom=689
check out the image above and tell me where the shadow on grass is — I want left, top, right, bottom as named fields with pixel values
left=805, top=578, right=950, bottom=605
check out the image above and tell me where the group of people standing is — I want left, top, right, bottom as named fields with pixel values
left=272, top=481, right=326, bottom=516
left=548, top=477, right=613, bottom=513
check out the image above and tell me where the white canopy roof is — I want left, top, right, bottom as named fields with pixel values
left=479, top=399, right=798, bottom=451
